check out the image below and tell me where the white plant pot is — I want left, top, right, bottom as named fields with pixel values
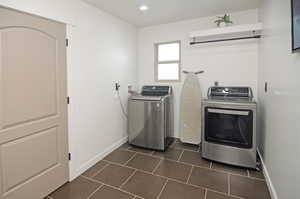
left=219, top=22, right=227, bottom=28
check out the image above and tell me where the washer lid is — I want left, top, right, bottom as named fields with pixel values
left=131, top=95, right=163, bottom=101
left=141, top=85, right=172, bottom=96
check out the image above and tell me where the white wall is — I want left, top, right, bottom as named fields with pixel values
left=258, top=0, right=300, bottom=199
left=137, top=9, right=259, bottom=138
left=0, top=0, right=137, bottom=180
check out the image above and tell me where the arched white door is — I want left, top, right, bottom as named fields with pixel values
left=0, top=7, right=69, bottom=199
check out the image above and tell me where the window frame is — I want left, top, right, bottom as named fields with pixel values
left=154, top=40, right=181, bottom=82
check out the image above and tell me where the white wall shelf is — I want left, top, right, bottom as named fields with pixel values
left=189, top=23, right=263, bottom=45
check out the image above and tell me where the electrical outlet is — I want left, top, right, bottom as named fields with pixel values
left=128, top=85, right=132, bottom=92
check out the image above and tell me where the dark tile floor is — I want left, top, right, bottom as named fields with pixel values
left=47, top=140, right=271, bottom=199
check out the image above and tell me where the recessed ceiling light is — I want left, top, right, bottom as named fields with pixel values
left=139, top=5, right=148, bottom=11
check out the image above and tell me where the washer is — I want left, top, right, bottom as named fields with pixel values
left=202, top=87, right=257, bottom=168
left=128, top=86, right=174, bottom=151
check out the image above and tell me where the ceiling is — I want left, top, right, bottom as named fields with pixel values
left=82, top=0, right=261, bottom=27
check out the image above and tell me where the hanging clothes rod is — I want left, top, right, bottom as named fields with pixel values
left=183, top=70, right=205, bottom=75
left=190, top=35, right=261, bottom=45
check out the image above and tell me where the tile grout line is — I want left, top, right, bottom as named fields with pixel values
left=86, top=184, right=104, bottom=199
left=103, top=148, right=263, bottom=197
left=125, top=148, right=211, bottom=171
left=228, top=173, right=230, bottom=196
left=125, top=149, right=207, bottom=169
left=120, top=170, right=137, bottom=189
left=124, top=152, right=138, bottom=166
left=152, top=158, right=163, bottom=174
left=161, top=172, right=243, bottom=199
left=177, top=149, right=185, bottom=161
left=50, top=145, right=252, bottom=199
left=208, top=189, right=245, bottom=199
left=123, top=148, right=208, bottom=171
left=172, top=146, right=200, bottom=153
left=229, top=172, right=266, bottom=181
left=102, top=159, right=137, bottom=170
left=82, top=163, right=245, bottom=199
left=88, top=163, right=111, bottom=179
left=167, top=150, right=212, bottom=170
left=186, top=165, right=194, bottom=184
left=81, top=175, right=145, bottom=199
left=127, top=147, right=154, bottom=156
left=93, top=161, right=197, bottom=195
left=156, top=179, right=168, bottom=199
left=122, top=146, right=264, bottom=179
left=152, top=153, right=183, bottom=163
left=103, top=153, right=265, bottom=183
left=125, top=148, right=265, bottom=181
left=81, top=175, right=103, bottom=184
left=104, top=158, right=216, bottom=181
left=125, top=149, right=161, bottom=158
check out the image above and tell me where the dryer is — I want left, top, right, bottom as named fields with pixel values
left=202, top=87, right=257, bottom=168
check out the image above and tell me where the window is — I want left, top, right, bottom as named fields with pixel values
left=155, top=41, right=181, bottom=81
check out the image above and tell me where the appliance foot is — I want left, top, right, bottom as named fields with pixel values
left=256, top=159, right=262, bottom=171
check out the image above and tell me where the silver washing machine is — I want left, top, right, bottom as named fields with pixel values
left=128, top=86, right=174, bottom=151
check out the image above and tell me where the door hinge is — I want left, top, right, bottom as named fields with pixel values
left=68, top=153, right=71, bottom=161
left=66, top=38, right=69, bottom=47
left=67, top=96, right=70, bottom=104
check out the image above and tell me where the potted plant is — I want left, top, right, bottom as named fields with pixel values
left=214, top=14, right=233, bottom=27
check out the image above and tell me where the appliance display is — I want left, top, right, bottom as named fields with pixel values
left=128, top=86, right=174, bottom=151
left=292, top=0, right=300, bottom=52
left=202, top=87, right=257, bottom=169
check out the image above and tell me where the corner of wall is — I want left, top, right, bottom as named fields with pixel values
left=257, top=150, right=279, bottom=199
left=69, top=136, right=128, bottom=181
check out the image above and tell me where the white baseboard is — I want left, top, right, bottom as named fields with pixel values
left=69, top=136, right=128, bottom=181
left=257, top=150, right=278, bottom=199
